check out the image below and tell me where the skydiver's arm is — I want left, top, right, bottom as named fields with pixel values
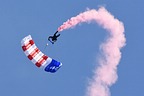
left=48, top=36, right=53, bottom=40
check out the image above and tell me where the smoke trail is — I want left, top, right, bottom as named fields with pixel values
left=58, top=7, right=126, bottom=96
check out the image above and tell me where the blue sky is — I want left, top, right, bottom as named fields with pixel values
left=0, top=0, right=144, bottom=96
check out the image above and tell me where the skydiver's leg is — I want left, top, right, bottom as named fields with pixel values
left=54, top=31, right=58, bottom=36
left=56, top=34, right=60, bottom=37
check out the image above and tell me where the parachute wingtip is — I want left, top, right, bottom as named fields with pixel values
left=21, top=35, right=32, bottom=46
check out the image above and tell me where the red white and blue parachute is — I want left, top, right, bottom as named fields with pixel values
left=21, top=35, right=62, bottom=73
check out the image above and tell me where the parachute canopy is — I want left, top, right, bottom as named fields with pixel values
left=21, top=35, right=62, bottom=73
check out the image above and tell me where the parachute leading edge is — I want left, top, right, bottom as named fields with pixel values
left=21, top=35, right=62, bottom=73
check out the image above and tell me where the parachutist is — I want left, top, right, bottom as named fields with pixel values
left=48, top=31, right=60, bottom=44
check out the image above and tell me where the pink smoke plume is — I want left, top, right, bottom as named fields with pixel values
left=58, top=7, right=126, bottom=96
